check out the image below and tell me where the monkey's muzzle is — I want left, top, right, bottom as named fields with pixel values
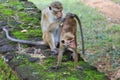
left=61, top=39, right=75, bottom=48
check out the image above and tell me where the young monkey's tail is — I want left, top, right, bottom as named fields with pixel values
left=73, top=14, right=85, bottom=55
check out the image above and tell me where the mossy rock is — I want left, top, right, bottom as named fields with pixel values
left=16, top=65, right=41, bottom=80
left=0, top=9, right=14, bottom=16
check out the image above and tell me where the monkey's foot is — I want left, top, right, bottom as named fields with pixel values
left=75, top=66, right=83, bottom=71
left=49, top=66, right=60, bottom=70
left=56, top=42, right=60, bottom=48
left=52, top=48, right=58, bottom=55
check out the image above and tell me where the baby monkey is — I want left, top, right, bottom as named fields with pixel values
left=55, top=13, right=84, bottom=70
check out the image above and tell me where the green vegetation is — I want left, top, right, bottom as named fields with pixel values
left=0, top=9, right=14, bottom=16
left=6, top=53, right=107, bottom=80
left=105, top=24, right=120, bottom=48
left=111, top=0, right=120, bottom=4
left=0, top=0, right=120, bottom=80
left=0, top=58, right=18, bottom=80
left=10, top=29, right=42, bottom=40
left=28, top=0, right=120, bottom=65
left=0, top=0, right=41, bottom=40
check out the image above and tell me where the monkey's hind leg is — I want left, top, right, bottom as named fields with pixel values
left=73, top=49, right=83, bottom=70
left=43, top=32, right=58, bottom=54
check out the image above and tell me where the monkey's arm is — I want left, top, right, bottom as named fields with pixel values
left=48, top=21, right=60, bottom=32
left=41, top=10, right=50, bottom=32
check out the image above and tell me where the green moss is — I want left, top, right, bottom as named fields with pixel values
left=9, top=1, right=24, bottom=10
left=11, top=29, right=42, bottom=40
left=0, top=9, right=14, bottom=16
left=0, top=4, right=6, bottom=9
left=0, top=58, right=18, bottom=80
left=1, top=52, right=107, bottom=80
left=17, top=12, right=40, bottom=25
left=27, top=57, right=107, bottom=80
left=17, top=12, right=28, bottom=18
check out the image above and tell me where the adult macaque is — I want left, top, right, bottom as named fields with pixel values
left=2, top=1, right=63, bottom=54
left=56, top=13, right=85, bottom=69
left=41, top=1, right=63, bottom=54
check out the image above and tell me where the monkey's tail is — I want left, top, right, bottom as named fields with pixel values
left=74, top=14, right=85, bottom=55
left=2, top=27, right=45, bottom=46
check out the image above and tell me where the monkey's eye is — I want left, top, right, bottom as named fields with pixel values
left=61, top=40, right=65, bottom=43
left=52, top=10, right=59, bottom=14
left=67, top=38, right=73, bottom=40
left=52, top=9, right=62, bottom=15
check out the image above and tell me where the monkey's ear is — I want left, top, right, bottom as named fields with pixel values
left=71, top=13, right=75, bottom=18
left=49, top=6, right=52, bottom=10
left=73, top=14, right=77, bottom=17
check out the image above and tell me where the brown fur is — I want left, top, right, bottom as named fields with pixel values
left=57, top=13, right=80, bottom=69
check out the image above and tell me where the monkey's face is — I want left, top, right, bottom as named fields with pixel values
left=52, top=8, right=63, bottom=19
left=61, top=39, right=75, bottom=49
left=61, top=32, right=75, bottom=48
left=50, top=1, right=63, bottom=19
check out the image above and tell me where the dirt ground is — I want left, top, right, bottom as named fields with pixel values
left=81, top=0, right=120, bottom=24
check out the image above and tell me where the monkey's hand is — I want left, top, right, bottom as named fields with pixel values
left=48, top=21, right=60, bottom=32
left=51, top=48, right=58, bottom=55
left=75, top=66, right=83, bottom=71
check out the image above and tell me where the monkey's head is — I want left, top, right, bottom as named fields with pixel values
left=61, top=32, right=75, bottom=48
left=60, top=13, right=76, bottom=25
left=66, top=13, right=75, bottom=19
left=49, top=1, right=63, bottom=19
